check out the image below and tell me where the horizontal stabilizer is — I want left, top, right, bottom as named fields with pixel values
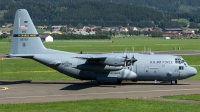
left=8, top=54, right=34, bottom=58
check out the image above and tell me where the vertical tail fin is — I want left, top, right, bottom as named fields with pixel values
left=10, top=9, right=45, bottom=55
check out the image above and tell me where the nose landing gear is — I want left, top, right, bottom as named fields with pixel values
left=171, top=80, right=177, bottom=85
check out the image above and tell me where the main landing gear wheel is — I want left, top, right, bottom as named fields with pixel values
left=171, top=80, right=177, bottom=85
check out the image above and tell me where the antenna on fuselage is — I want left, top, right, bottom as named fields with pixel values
left=131, top=46, right=134, bottom=70
left=124, top=47, right=128, bottom=67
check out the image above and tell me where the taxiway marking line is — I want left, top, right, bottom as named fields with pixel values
left=0, top=87, right=9, bottom=91
left=3, top=70, right=56, bottom=74
left=0, top=88, right=200, bottom=100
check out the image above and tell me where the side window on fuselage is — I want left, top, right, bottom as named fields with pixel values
left=179, top=66, right=184, bottom=70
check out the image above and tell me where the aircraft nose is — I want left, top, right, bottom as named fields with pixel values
left=187, top=67, right=197, bottom=77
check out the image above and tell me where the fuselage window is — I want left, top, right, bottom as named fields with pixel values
left=179, top=66, right=184, bottom=70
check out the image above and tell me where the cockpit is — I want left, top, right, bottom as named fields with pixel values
left=175, top=57, right=188, bottom=70
left=174, top=56, right=197, bottom=79
left=175, top=57, right=187, bottom=65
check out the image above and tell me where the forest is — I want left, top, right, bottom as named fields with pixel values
left=2, top=0, right=200, bottom=13
left=0, top=0, right=200, bottom=28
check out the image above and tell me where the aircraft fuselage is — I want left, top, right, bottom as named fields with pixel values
left=33, top=52, right=196, bottom=84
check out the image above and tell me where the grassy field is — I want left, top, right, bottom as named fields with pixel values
left=1, top=37, right=200, bottom=54
left=0, top=58, right=75, bottom=80
left=37, top=28, right=46, bottom=34
left=0, top=98, right=200, bottom=112
left=180, top=55, right=200, bottom=80
left=163, top=94, right=200, bottom=101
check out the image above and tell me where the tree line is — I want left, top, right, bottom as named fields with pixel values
left=0, top=0, right=200, bottom=28
left=2, top=0, right=200, bottom=13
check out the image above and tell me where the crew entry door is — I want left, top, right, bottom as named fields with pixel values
left=144, top=66, right=149, bottom=75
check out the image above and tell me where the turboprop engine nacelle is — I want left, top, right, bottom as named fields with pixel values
left=99, top=57, right=125, bottom=66
left=118, top=69, right=137, bottom=80
left=76, top=64, right=123, bottom=71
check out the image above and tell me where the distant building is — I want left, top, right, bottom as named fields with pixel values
left=120, top=27, right=128, bottom=32
left=40, top=34, right=53, bottom=42
left=1, top=24, right=13, bottom=28
left=182, top=29, right=195, bottom=34
left=45, top=35, right=53, bottom=42
left=52, top=26, right=62, bottom=31
left=37, top=26, right=48, bottom=29
left=52, top=30, right=62, bottom=34
left=109, top=27, right=120, bottom=32
left=129, top=27, right=138, bottom=31
left=0, top=30, right=3, bottom=35
left=73, top=31, right=96, bottom=35
left=92, top=26, right=102, bottom=31
left=82, top=26, right=90, bottom=31
left=163, top=28, right=182, bottom=34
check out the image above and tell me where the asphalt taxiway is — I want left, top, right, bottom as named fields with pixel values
left=0, top=80, right=200, bottom=104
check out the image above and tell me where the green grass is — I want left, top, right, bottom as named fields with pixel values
left=0, top=59, right=75, bottom=80
left=0, top=38, right=11, bottom=42
left=48, top=38, right=200, bottom=52
left=163, top=94, right=200, bottom=101
left=2, top=37, right=200, bottom=54
left=37, top=28, right=46, bottom=34
left=179, top=55, right=200, bottom=80
left=0, top=98, right=200, bottom=112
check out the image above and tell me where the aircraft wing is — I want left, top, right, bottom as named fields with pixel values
left=74, top=56, right=124, bottom=66
left=73, top=56, right=106, bottom=60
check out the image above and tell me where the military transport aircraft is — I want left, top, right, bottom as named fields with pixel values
left=8, top=9, right=197, bottom=85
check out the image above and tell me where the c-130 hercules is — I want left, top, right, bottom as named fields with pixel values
left=9, top=9, right=197, bottom=85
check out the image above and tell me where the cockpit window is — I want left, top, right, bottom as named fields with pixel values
left=175, top=58, right=186, bottom=65
left=175, top=58, right=181, bottom=64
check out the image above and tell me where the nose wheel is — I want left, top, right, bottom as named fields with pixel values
left=171, top=80, right=177, bottom=85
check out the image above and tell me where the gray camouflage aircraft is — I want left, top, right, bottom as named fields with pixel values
left=8, top=9, right=197, bottom=85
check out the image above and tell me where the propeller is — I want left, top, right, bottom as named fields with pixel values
left=131, top=47, right=137, bottom=64
left=123, top=47, right=137, bottom=67
left=123, top=47, right=128, bottom=66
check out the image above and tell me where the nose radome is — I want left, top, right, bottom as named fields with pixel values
left=188, top=67, right=197, bottom=77
left=192, top=67, right=197, bottom=76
